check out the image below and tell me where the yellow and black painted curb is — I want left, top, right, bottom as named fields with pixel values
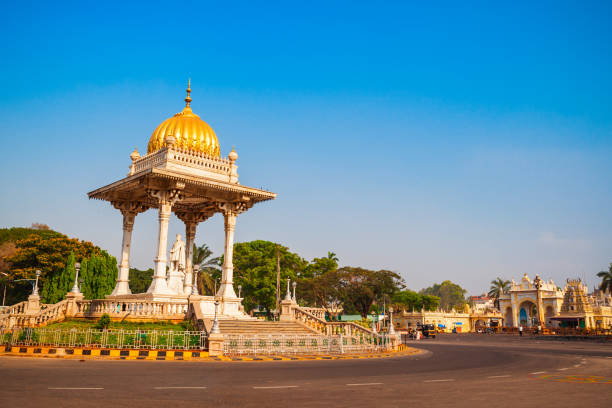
left=0, top=344, right=422, bottom=362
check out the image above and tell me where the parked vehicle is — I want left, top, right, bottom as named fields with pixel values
left=417, top=324, right=436, bottom=338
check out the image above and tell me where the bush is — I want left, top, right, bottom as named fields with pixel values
left=95, top=313, right=111, bottom=330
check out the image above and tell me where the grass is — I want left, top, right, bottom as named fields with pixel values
left=45, top=319, right=193, bottom=331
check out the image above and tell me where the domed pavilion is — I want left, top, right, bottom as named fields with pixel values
left=88, top=81, right=276, bottom=318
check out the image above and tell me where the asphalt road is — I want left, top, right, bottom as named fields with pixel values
left=1, top=334, right=611, bottom=408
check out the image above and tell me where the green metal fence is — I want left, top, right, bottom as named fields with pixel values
left=0, top=328, right=207, bottom=350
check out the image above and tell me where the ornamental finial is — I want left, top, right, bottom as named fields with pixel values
left=185, top=78, right=192, bottom=108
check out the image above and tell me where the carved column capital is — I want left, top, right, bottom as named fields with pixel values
left=146, top=188, right=184, bottom=206
left=175, top=210, right=213, bottom=225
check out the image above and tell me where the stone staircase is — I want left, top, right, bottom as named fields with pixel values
left=209, top=319, right=319, bottom=336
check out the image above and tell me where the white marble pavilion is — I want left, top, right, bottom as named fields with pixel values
left=88, top=81, right=276, bottom=318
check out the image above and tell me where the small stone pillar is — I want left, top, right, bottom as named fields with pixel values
left=208, top=333, right=224, bottom=357
left=279, top=299, right=294, bottom=321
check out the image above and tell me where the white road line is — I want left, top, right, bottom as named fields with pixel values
left=487, top=375, right=510, bottom=378
left=346, top=383, right=383, bottom=386
left=423, top=379, right=455, bottom=383
left=48, top=387, right=104, bottom=390
left=253, top=385, right=298, bottom=389
left=154, top=387, right=207, bottom=390
left=557, top=368, right=569, bottom=371
left=530, top=371, right=546, bottom=375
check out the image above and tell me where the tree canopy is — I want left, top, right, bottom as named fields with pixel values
left=1, top=227, right=117, bottom=303
left=420, top=280, right=467, bottom=311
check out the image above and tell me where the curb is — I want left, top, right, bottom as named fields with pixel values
left=0, top=344, right=422, bottom=362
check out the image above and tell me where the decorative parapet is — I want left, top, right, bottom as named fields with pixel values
left=130, top=146, right=238, bottom=184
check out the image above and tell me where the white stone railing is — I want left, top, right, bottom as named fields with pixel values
left=292, top=306, right=375, bottom=337
left=132, top=147, right=236, bottom=182
left=132, top=149, right=169, bottom=174
left=168, top=147, right=231, bottom=174
left=5, top=301, right=27, bottom=315
left=75, top=299, right=189, bottom=319
left=300, top=307, right=326, bottom=320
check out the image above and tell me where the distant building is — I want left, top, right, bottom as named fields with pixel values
left=498, top=274, right=612, bottom=329
left=498, top=274, right=564, bottom=328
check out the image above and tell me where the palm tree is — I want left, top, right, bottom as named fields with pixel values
left=488, top=277, right=511, bottom=309
left=596, top=263, right=612, bottom=294
left=327, top=252, right=339, bottom=262
left=192, top=243, right=221, bottom=295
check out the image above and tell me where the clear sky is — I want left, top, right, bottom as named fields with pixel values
left=1, top=1, right=611, bottom=294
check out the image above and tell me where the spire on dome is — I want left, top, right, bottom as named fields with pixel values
left=185, top=78, right=192, bottom=108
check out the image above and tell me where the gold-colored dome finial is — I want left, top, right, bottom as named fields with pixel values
left=185, top=78, right=192, bottom=108
left=147, top=82, right=220, bottom=157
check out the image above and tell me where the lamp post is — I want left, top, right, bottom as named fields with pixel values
left=533, top=275, right=543, bottom=327
left=371, top=310, right=378, bottom=333
left=292, top=281, right=297, bottom=303
left=1, top=271, right=8, bottom=306
left=210, top=299, right=220, bottom=334
left=71, top=262, right=81, bottom=293
left=285, top=278, right=291, bottom=301
left=191, top=265, right=200, bottom=296
left=388, top=306, right=396, bottom=334
left=237, top=284, right=242, bottom=298
left=32, top=270, right=41, bottom=296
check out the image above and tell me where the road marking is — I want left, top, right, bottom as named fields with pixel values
left=487, top=375, right=510, bottom=378
left=423, top=379, right=455, bottom=383
left=346, top=383, right=383, bottom=386
left=253, top=385, right=298, bottom=389
left=531, top=372, right=546, bottom=375
left=557, top=368, right=569, bottom=371
left=154, top=387, right=207, bottom=390
left=48, top=387, right=104, bottom=390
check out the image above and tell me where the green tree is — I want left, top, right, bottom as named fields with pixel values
left=421, top=280, right=467, bottom=311
left=40, top=252, right=77, bottom=304
left=597, top=263, right=612, bottom=293
left=392, top=290, right=440, bottom=312
left=488, top=277, right=511, bottom=309
left=129, top=267, right=153, bottom=294
left=80, top=252, right=117, bottom=300
left=6, top=230, right=104, bottom=302
left=338, top=267, right=404, bottom=318
left=192, top=243, right=221, bottom=295
left=231, top=240, right=307, bottom=316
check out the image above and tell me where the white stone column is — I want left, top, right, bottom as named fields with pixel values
left=111, top=210, right=136, bottom=296
left=218, top=210, right=237, bottom=298
left=147, top=189, right=182, bottom=295
left=217, top=202, right=247, bottom=298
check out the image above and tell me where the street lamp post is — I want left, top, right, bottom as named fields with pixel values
left=32, top=270, right=41, bottom=296
left=388, top=307, right=396, bottom=335
left=71, top=262, right=81, bottom=293
left=371, top=310, right=378, bottom=333
left=285, top=278, right=291, bottom=301
left=237, top=284, right=242, bottom=298
left=533, top=275, right=543, bottom=328
left=191, top=265, right=200, bottom=296
left=1, top=271, right=8, bottom=306
left=210, top=299, right=220, bottom=334
left=292, top=281, right=297, bottom=303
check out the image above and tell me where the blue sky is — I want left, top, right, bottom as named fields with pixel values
left=1, top=1, right=611, bottom=294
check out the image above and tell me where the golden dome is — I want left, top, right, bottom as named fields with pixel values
left=147, top=80, right=221, bottom=157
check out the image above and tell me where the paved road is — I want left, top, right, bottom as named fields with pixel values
left=1, top=334, right=611, bottom=407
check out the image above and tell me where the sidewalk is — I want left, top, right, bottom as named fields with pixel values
left=0, top=344, right=421, bottom=362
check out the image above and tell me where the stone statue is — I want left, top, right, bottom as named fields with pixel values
left=169, top=234, right=186, bottom=273
left=167, top=234, right=186, bottom=294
